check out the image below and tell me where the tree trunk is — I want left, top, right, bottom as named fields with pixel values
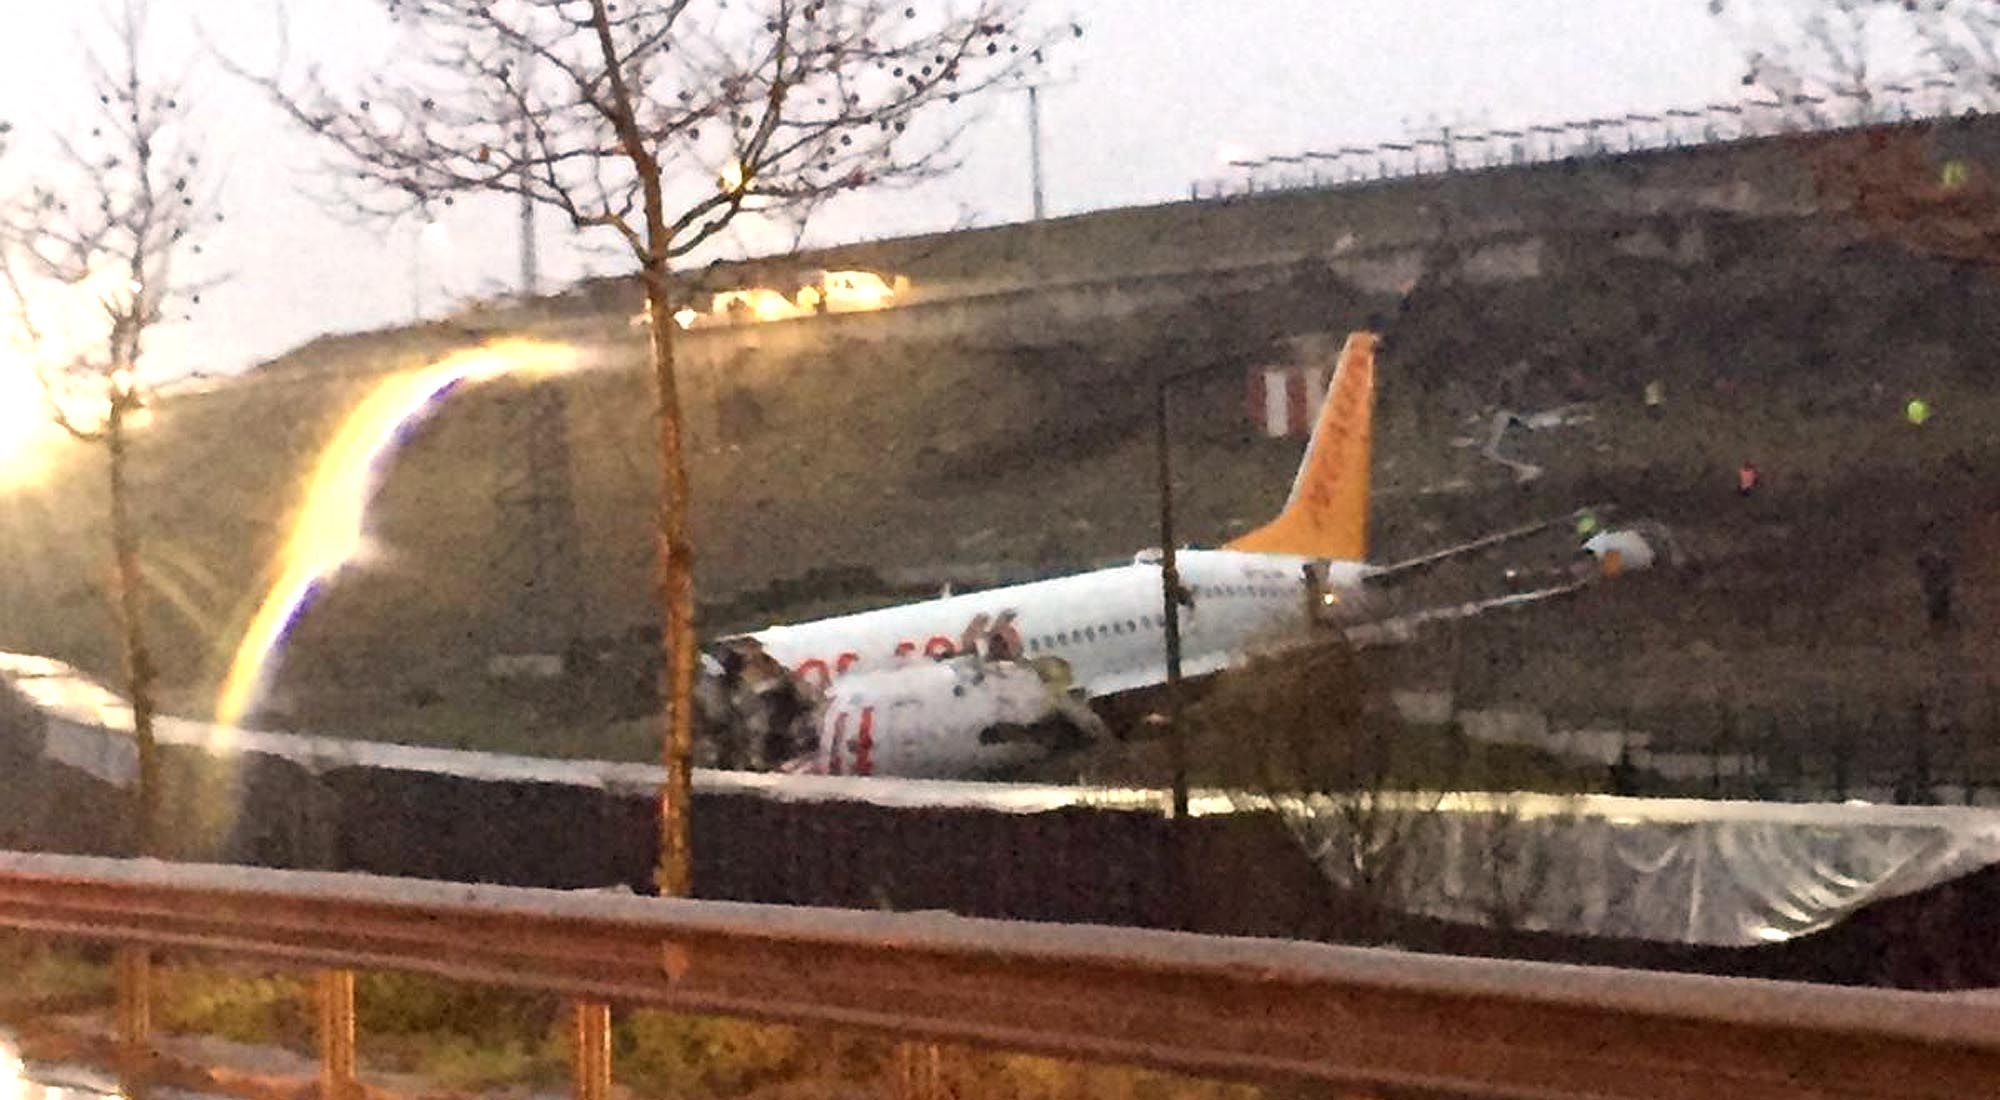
left=106, top=400, right=159, bottom=857
left=642, top=263, right=698, bottom=898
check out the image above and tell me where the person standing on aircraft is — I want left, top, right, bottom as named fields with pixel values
left=1737, top=462, right=1760, bottom=498
left=985, top=611, right=1021, bottom=661
left=956, top=613, right=992, bottom=659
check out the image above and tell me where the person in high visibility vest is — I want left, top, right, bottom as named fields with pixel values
left=1941, top=159, right=1970, bottom=191
left=1575, top=509, right=1601, bottom=539
left=1906, top=398, right=1932, bottom=426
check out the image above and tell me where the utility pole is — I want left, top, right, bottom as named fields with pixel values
left=520, top=172, right=538, bottom=295
left=1027, top=84, right=1047, bottom=221
left=519, top=96, right=539, bottom=294
left=1155, top=381, right=1189, bottom=821
left=409, top=222, right=422, bottom=321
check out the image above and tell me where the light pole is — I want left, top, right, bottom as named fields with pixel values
left=1154, top=367, right=1207, bottom=820
left=1027, top=84, right=1046, bottom=221
left=412, top=219, right=449, bottom=320
left=517, top=49, right=539, bottom=296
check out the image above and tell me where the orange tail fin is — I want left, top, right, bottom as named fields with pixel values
left=1225, top=331, right=1377, bottom=561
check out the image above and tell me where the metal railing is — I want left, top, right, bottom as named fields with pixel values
left=0, top=850, right=1996, bottom=1099
left=1194, top=79, right=1983, bottom=200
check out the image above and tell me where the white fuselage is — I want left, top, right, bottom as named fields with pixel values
left=749, top=550, right=1379, bottom=699
left=814, top=659, right=1064, bottom=779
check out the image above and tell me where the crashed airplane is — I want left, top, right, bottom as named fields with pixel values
left=697, top=330, right=1650, bottom=780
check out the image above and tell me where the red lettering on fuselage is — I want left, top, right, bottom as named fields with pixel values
left=851, top=706, right=875, bottom=775
left=823, top=706, right=877, bottom=777
left=794, top=617, right=1013, bottom=687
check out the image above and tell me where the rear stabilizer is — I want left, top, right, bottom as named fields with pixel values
left=1225, top=331, right=1377, bottom=561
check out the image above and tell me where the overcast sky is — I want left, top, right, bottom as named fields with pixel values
left=0, top=1, right=1769, bottom=378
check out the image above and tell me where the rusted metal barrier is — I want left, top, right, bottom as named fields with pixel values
left=0, top=850, right=1994, bottom=1099
left=315, top=969, right=356, bottom=1100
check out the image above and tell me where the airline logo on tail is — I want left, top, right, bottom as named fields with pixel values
left=1225, top=331, right=1377, bottom=561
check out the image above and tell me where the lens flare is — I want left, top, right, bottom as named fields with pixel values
left=0, top=362, right=57, bottom=490
left=0, top=264, right=165, bottom=491
left=215, top=339, right=581, bottom=728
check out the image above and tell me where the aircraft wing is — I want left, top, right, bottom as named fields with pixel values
left=1093, top=578, right=1593, bottom=700
left=1366, top=504, right=1611, bottom=586
left=1343, top=580, right=1590, bottom=648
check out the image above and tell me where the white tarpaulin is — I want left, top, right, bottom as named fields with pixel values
left=1256, top=791, right=2000, bottom=946
left=6, top=654, right=2000, bottom=946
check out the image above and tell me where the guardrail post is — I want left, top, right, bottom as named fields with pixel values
left=316, top=969, right=357, bottom=1100
left=894, top=1041, right=942, bottom=1100
left=115, top=945, right=152, bottom=1099
left=569, top=1000, right=611, bottom=1100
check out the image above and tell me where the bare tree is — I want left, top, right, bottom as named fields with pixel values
left=1713, top=3, right=2000, bottom=269
left=0, top=0, right=211, bottom=857
left=1717, top=1, right=2000, bottom=121
left=236, top=0, right=1060, bottom=895
left=1187, top=638, right=1453, bottom=944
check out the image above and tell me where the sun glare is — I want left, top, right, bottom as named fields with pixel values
left=0, top=361, right=56, bottom=490
left=0, top=263, right=159, bottom=491
left=215, top=339, right=582, bottom=729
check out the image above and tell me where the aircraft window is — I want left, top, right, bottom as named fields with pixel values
left=1027, top=637, right=1040, bottom=652
left=1126, top=620, right=1137, bottom=632
left=1084, top=627, right=1096, bottom=641
left=1057, top=632, right=1069, bottom=645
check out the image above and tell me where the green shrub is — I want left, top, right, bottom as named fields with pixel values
left=619, top=1011, right=807, bottom=1099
